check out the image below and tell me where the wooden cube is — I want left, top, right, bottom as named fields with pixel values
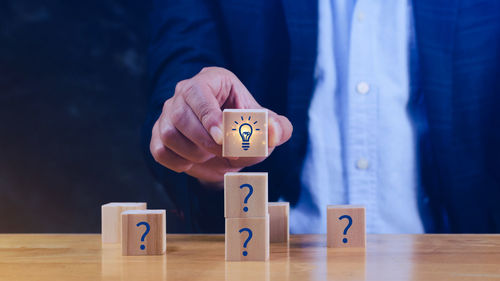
left=225, top=216, right=269, bottom=261
left=223, top=109, right=268, bottom=157
left=224, top=172, right=268, bottom=218
left=121, top=210, right=166, bottom=256
left=268, top=202, right=289, bottom=243
left=101, top=202, right=147, bottom=243
left=327, top=205, right=365, bottom=248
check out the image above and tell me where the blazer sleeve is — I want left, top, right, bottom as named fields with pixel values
left=142, top=0, right=227, bottom=233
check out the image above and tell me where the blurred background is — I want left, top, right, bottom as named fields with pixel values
left=0, top=0, right=178, bottom=233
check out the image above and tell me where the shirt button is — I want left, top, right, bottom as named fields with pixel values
left=356, top=82, right=370, bottom=95
left=356, top=158, right=369, bottom=170
left=357, top=12, right=365, bottom=22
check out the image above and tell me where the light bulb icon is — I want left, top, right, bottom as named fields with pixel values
left=239, top=123, right=253, bottom=150
left=232, top=115, right=261, bottom=151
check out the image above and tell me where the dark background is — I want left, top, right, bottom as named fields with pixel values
left=0, top=0, right=178, bottom=233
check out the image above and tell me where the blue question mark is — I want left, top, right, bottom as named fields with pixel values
left=239, top=228, right=253, bottom=256
left=136, top=222, right=150, bottom=250
left=239, top=184, right=254, bottom=212
left=338, top=215, right=352, bottom=243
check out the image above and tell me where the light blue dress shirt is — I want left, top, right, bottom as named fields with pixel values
left=290, top=0, right=424, bottom=234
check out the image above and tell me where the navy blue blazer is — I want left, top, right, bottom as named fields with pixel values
left=144, top=0, right=500, bottom=233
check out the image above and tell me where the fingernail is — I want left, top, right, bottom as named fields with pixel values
left=269, top=118, right=281, bottom=147
left=210, top=126, right=223, bottom=145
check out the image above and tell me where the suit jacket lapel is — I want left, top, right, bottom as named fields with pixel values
left=412, top=0, right=459, bottom=232
left=279, top=0, right=318, bottom=205
left=281, top=0, right=317, bottom=125
left=412, top=0, right=458, bottom=116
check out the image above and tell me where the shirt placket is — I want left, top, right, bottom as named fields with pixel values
left=345, top=1, right=379, bottom=233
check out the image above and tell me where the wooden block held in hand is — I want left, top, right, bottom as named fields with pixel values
left=223, top=109, right=268, bottom=157
left=225, top=216, right=269, bottom=261
left=224, top=172, right=268, bottom=218
left=101, top=202, right=147, bottom=243
left=327, top=205, right=365, bottom=248
left=122, top=210, right=166, bottom=256
left=268, top=202, right=289, bottom=243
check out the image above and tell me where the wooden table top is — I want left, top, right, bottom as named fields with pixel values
left=0, top=234, right=499, bottom=280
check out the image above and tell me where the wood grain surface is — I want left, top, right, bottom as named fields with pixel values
left=0, top=234, right=499, bottom=280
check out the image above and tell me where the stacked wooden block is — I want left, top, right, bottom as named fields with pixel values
left=224, top=172, right=269, bottom=261
left=223, top=109, right=271, bottom=261
left=101, top=202, right=166, bottom=256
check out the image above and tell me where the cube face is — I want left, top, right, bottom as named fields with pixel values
left=223, top=109, right=268, bottom=157
left=101, top=202, right=147, bottom=243
left=224, top=172, right=268, bottom=218
left=327, top=205, right=366, bottom=248
left=268, top=202, right=289, bottom=243
left=225, top=216, right=269, bottom=261
left=121, top=210, right=166, bottom=256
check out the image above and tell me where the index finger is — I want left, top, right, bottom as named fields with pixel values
left=183, top=82, right=224, bottom=145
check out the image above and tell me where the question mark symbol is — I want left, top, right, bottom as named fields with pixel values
left=136, top=222, right=150, bottom=250
left=238, top=228, right=253, bottom=256
left=239, top=184, right=253, bottom=212
left=338, top=215, right=352, bottom=244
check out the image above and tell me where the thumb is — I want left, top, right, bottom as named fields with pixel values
left=268, top=111, right=293, bottom=148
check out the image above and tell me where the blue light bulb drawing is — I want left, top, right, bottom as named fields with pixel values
left=232, top=115, right=261, bottom=151
left=239, top=123, right=253, bottom=150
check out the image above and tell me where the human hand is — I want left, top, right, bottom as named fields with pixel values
left=150, top=67, right=293, bottom=187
